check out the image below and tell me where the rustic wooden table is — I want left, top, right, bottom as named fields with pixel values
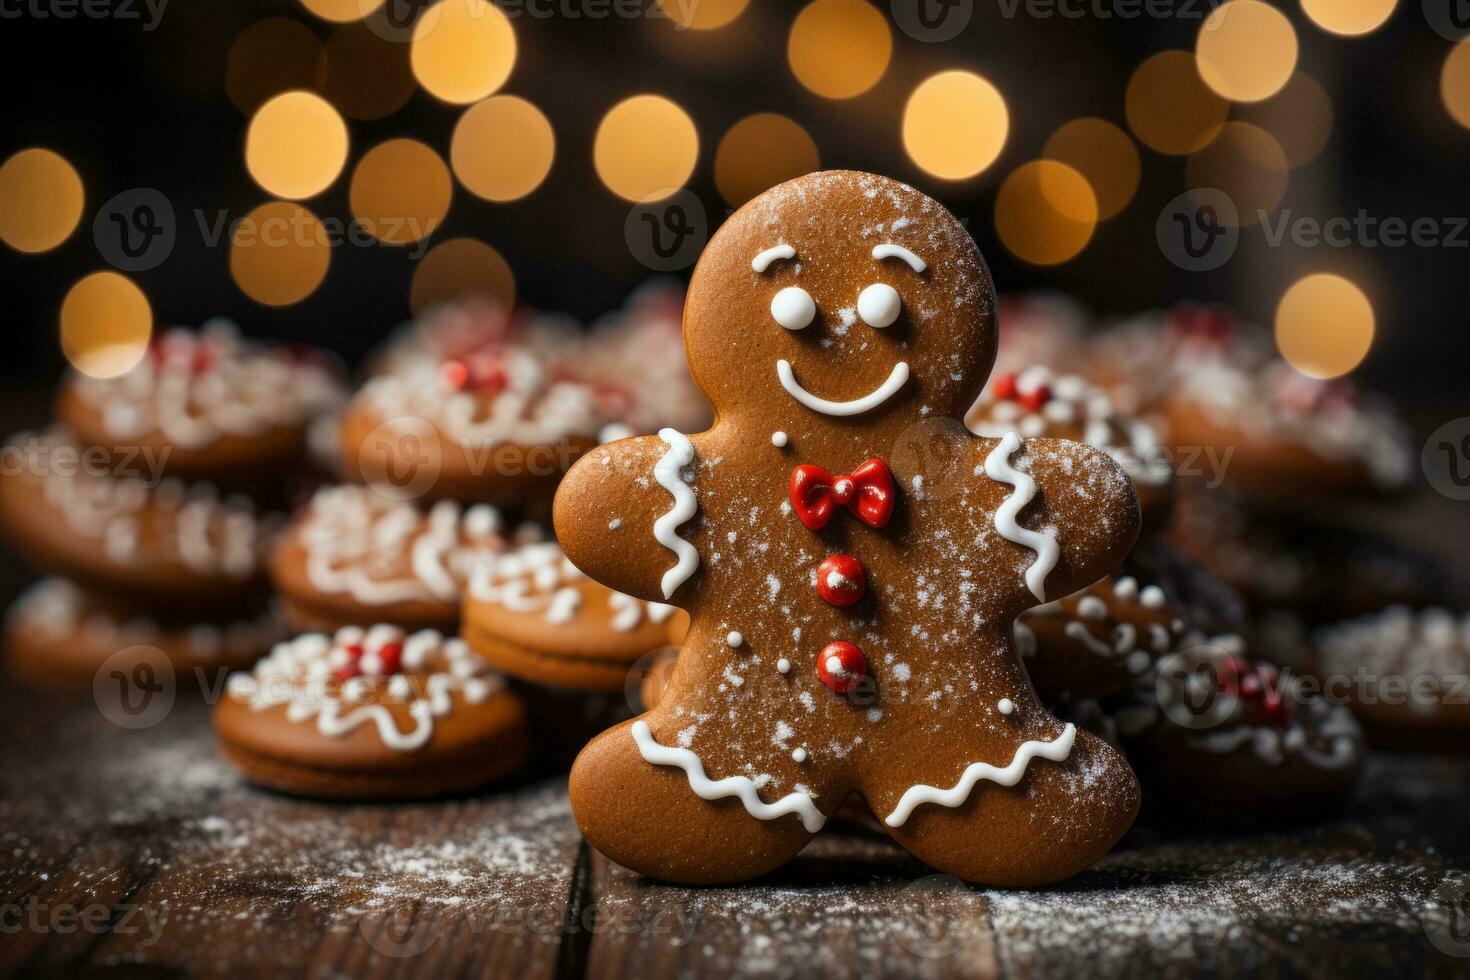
left=1, top=683, right=1468, bottom=980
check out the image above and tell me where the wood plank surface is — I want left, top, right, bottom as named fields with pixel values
left=1, top=683, right=1468, bottom=978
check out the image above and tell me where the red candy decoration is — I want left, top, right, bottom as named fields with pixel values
left=817, top=641, right=868, bottom=695
left=1018, top=384, right=1051, bottom=412
left=1217, top=655, right=1293, bottom=729
left=333, top=642, right=367, bottom=681
left=789, top=458, right=895, bottom=531
left=815, top=554, right=866, bottom=607
left=992, top=372, right=1018, bottom=400
left=442, top=350, right=509, bottom=392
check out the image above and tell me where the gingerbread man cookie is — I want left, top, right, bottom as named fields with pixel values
left=554, top=172, right=1142, bottom=886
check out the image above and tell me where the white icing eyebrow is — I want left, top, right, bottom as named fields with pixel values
left=872, top=243, right=926, bottom=273
left=752, top=244, right=797, bottom=273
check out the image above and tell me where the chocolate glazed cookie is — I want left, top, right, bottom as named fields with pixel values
left=554, top=172, right=1142, bottom=887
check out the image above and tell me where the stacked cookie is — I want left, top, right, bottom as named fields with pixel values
left=1, top=321, right=343, bottom=687
left=238, top=291, right=704, bottom=796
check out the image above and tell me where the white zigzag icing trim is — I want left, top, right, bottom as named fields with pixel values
left=631, top=720, right=827, bottom=833
left=984, top=431, right=1060, bottom=601
left=883, top=723, right=1077, bottom=827
left=652, top=428, right=699, bottom=600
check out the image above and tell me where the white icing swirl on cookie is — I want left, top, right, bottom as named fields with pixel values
left=227, top=627, right=503, bottom=752
left=983, top=432, right=1060, bottom=602
left=71, top=320, right=343, bottom=451
left=295, top=486, right=518, bottom=606
left=468, top=541, right=675, bottom=631
left=652, top=428, right=699, bottom=600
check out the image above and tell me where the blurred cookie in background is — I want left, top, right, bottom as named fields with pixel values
left=0, top=428, right=278, bottom=614
left=1015, top=574, right=1191, bottom=704
left=1110, top=636, right=1364, bottom=829
left=5, top=577, right=285, bottom=689
left=462, top=540, right=686, bottom=691
left=1315, top=607, right=1470, bottom=752
left=55, top=320, right=344, bottom=502
left=271, top=486, right=538, bottom=634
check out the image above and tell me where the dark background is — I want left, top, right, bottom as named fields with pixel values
left=1, top=0, right=1466, bottom=404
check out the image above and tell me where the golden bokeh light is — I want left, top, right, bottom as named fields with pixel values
left=324, top=21, right=416, bottom=120
left=229, top=201, right=332, bottom=306
left=60, top=272, right=152, bottom=379
left=0, top=148, right=85, bottom=254
left=411, top=0, right=517, bottom=105
left=1185, top=122, right=1288, bottom=227
left=1275, top=274, right=1374, bottom=379
left=1042, top=118, right=1140, bottom=220
left=714, top=113, right=820, bottom=207
left=350, top=139, right=453, bottom=245
left=657, top=0, right=749, bottom=29
left=245, top=91, right=349, bottom=200
left=1125, top=51, right=1230, bottom=155
left=1300, top=0, right=1397, bottom=36
left=1195, top=0, right=1298, bottom=103
left=787, top=0, right=892, bottom=100
left=410, top=237, right=516, bottom=315
left=299, top=0, right=385, bottom=22
left=1441, top=41, right=1470, bottom=129
left=226, top=18, right=326, bottom=115
left=1237, top=72, right=1333, bottom=168
left=995, top=161, right=1098, bottom=266
left=593, top=95, right=699, bottom=202
left=451, top=95, right=555, bottom=202
left=902, top=70, right=1009, bottom=180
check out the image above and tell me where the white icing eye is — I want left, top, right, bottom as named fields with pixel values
left=857, top=282, right=901, bottom=328
left=771, top=286, right=816, bottom=330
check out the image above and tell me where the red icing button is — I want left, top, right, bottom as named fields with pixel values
left=815, top=554, right=866, bottom=607
left=1018, top=384, right=1051, bottom=412
left=817, top=641, right=868, bottom=694
left=992, top=372, right=1018, bottom=400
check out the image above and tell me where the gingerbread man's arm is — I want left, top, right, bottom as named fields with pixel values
left=552, top=431, right=704, bottom=605
left=979, top=432, right=1140, bottom=608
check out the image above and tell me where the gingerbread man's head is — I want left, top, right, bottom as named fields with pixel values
left=684, top=171, right=997, bottom=434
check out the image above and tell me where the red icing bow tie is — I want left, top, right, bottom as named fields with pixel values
left=790, top=459, right=895, bottom=531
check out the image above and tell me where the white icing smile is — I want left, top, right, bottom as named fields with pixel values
left=776, top=359, right=910, bottom=417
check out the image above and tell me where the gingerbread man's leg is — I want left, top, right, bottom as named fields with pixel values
left=568, top=719, right=827, bottom=884
left=860, top=720, right=1139, bottom=887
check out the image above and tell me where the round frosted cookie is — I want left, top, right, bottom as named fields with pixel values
left=462, top=541, right=687, bottom=691
left=1112, top=637, right=1364, bottom=829
left=966, top=365, right=1174, bottom=532
left=1315, top=607, right=1470, bottom=751
left=340, top=342, right=602, bottom=507
left=55, top=321, right=344, bottom=498
left=1086, top=302, right=1239, bottom=414
left=0, top=428, right=278, bottom=610
left=271, top=486, right=539, bottom=634
left=1014, top=574, right=1191, bottom=703
left=5, top=578, right=285, bottom=689
left=215, top=626, right=527, bottom=799
left=1162, top=354, right=1412, bottom=497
